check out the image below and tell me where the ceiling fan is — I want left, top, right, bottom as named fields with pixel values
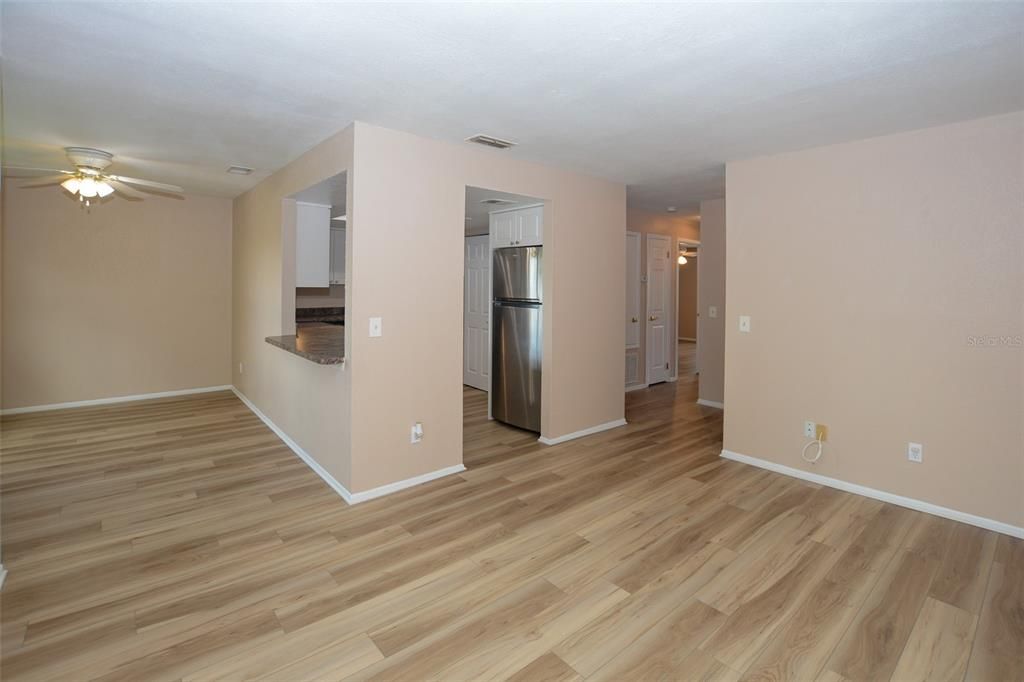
left=11, top=147, right=183, bottom=207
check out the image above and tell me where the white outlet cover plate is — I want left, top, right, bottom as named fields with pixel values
left=908, top=442, right=923, bottom=462
left=369, top=317, right=382, bottom=337
left=708, top=306, right=718, bottom=319
left=804, top=421, right=816, bottom=438
left=739, top=315, right=751, bottom=333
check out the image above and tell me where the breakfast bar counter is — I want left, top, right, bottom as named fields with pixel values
left=265, top=323, right=344, bottom=365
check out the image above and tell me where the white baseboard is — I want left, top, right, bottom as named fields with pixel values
left=0, top=385, right=233, bottom=416
left=231, top=387, right=464, bottom=505
left=539, top=418, right=627, bottom=446
left=348, top=464, right=468, bottom=504
left=231, top=387, right=355, bottom=503
left=0, top=564, right=6, bottom=590
left=625, top=383, right=649, bottom=393
left=697, top=398, right=724, bottom=409
left=721, top=449, right=1024, bottom=540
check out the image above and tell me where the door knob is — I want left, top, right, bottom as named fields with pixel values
left=649, top=315, right=658, bottom=321
left=631, top=317, right=638, bottom=323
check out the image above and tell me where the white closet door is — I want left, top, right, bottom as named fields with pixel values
left=463, top=235, right=491, bottom=390
left=625, top=232, right=641, bottom=349
left=646, top=234, right=672, bottom=384
left=625, top=349, right=641, bottom=386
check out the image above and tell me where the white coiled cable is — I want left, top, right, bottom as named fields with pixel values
left=802, top=436, right=824, bottom=463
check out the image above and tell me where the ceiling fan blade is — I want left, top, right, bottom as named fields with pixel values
left=4, top=166, right=74, bottom=178
left=19, top=174, right=73, bottom=187
left=109, top=175, right=183, bottom=194
left=107, top=179, right=146, bottom=200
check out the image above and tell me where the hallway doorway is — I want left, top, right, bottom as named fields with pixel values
left=677, top=239, right=700, bottom=379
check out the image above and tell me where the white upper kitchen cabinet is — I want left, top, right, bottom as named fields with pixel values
left=489, top=204, right=543, bottom=248
left=516, top=205, right=543, bottom=246
left=295, top=202, right=331, bottom=287
left=490, top=210, right=517, bottom=248
left=329, top=227, right=346, bottom=285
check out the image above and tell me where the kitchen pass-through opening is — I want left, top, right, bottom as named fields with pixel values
left=462, top=185, right=547, bottom=449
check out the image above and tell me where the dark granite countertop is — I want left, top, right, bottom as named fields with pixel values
left=266, top=324, right=345, bottom=365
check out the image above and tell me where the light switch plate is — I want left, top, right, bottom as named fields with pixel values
left=708, top=306, right=718, bottom=319
left=739, top=315, right=751, bottom=333
left=369, top=317, right=382, bottom=337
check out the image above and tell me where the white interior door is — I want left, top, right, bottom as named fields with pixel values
left=625, top=231, right=642, bottom=387
left=626, top=232, right=641, bottom=349
left=464, top=235, right=490, bottom=390
left=646, top=234, right=672, bottom=384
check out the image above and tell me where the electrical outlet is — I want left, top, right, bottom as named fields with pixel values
left=410, top=422, right=424, bottom=444
left=907, top=442, right=923, bottom=463
left=739, top=315, right=751, bottom=333
left=708, top=306, right=718, bottom=319
left=804, top=421, right=816, bottom=438
left=369, top=317, right=383, bottom=337
left=815, top=424, right=828, bottom=442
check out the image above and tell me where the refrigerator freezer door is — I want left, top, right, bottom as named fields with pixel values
left=492, top=301, right=542, bottom=432
left=493, top=246, right=542, bottom=303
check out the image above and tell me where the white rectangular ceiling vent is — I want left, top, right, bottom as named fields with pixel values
left=226, top=165, right=253, bottom=175
left=465, top=134, right=517, bottom=150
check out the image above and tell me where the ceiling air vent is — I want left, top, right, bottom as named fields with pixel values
left=465, top=134, right=517, bottom=150
left=226, top=165, right=253, bottom=175
left=480, top=198, right=516, bottom=206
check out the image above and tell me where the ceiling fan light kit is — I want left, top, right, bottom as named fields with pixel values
left=14, top=147, right=184, bottom=208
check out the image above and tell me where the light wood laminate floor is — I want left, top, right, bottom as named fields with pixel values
left=2, top=344, right=1021, bottom=681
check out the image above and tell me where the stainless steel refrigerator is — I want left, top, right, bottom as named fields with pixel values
left=492, top=246, right=542, bottom=432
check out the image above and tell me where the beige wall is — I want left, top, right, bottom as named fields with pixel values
left=348, top=123, right=626, bottom=490
left=627, top=208, right=700, bottom=244
left=725, top=111, right=1023, bottom=528
left=698, top=199, right=726, bottom=404
left=232, top=125, right=354, bottom=488
left=678, top=258, right=698, bottom=340
left=626, top=208, right=700, bottom=383
left=2, top=189, right=232, bottom=409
